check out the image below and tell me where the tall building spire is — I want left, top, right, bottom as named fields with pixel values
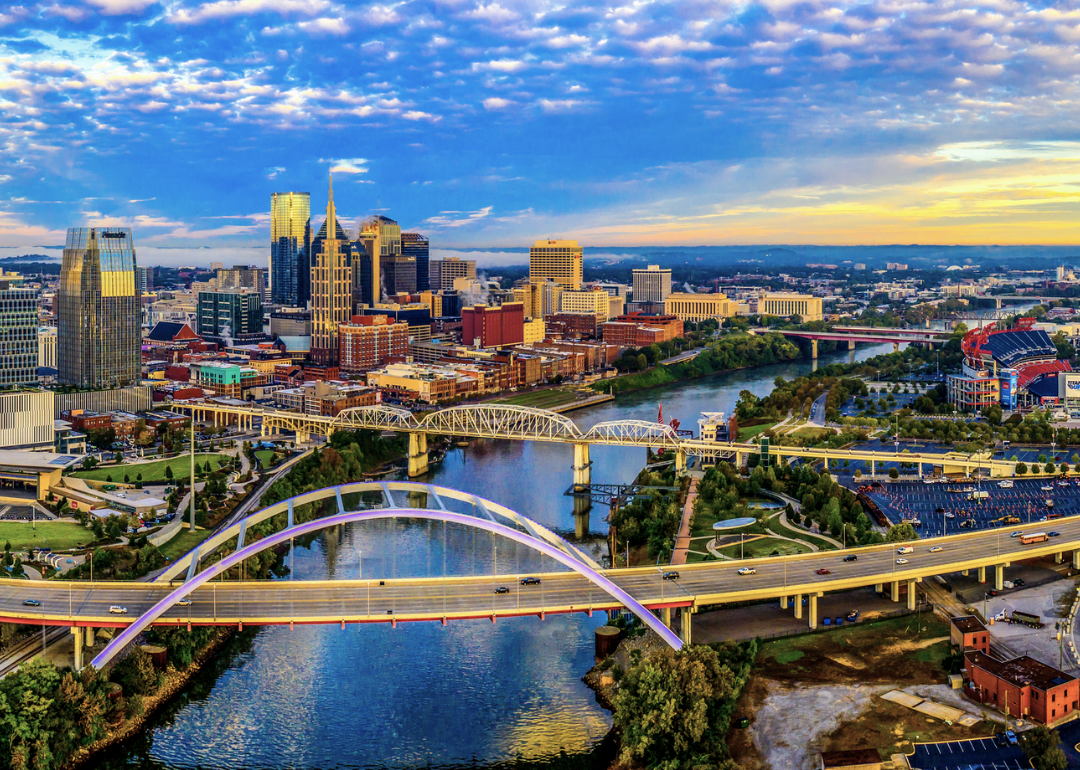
left=327, top=173, right=336, bottom=239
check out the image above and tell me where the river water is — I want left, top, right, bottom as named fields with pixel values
left=91, top=343, right=894, bottom=770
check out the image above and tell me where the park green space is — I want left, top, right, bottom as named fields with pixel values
left=717, top=536, right=811, bottom=559
left=0, top=520, right=91, bottom=552
left=157, top=527, right=213, bottom=562
left=738, top=421, right=776, bottom=441
left=254, top=449, right=276, bottom=469
left=764, top=514, right=838, bottom=551
left=492, top=388, right=580, bottom=409
left=72, top=454, right=230, bottom=483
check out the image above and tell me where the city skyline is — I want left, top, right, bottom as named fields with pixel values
left=5, top=2, right=1080, bottom=257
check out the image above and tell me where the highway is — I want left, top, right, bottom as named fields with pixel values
left=4, top=514, right=1080, bottom=629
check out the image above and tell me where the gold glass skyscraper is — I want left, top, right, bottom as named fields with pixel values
left=58, top=227, right=140, bottom=387
left=310, top=176, right=353, bottom=365
left=355, top=215, right=401, bottom=307
left=271, top=192, right=311, bottom=307
left=529, top=239, right=582, bottom=290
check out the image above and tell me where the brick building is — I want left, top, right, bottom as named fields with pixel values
left=963, top=650, right=1080, bottom=726
left=60, top=409, right=111, bottom=433
left=462, top=302, right=525, bottom=348
left=338, top=315, right=409, bottom=374
left=951, top=616, right=991, bottom=654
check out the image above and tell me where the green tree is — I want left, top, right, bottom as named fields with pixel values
left=111, top=647, right=159, bottom=696
left=636, top=353, right=648, bottom=371
left=1019, top=725, right=1068, bottom=770
left=1046, top=462, right=1056, bottom=474
left=165, top=465, right=173, bottom=480
left=1016, top=462, right=1028, bottom=475
left=885, top=522, right=919, bottom=543
left=889, top=467, right=899, bottom=479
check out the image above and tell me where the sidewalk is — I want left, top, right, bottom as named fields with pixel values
left=670, top=475, right=701, bottom=566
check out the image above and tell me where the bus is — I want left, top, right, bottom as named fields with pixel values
left=1020, top=532, right=1049, bottom=545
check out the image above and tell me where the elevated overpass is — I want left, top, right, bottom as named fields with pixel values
left=775, top=327, right=951, bottom=359
left=4, top=482, right=1080, bottom=670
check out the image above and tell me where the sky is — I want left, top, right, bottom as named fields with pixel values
left=5, top=0, right=1080, bottom=267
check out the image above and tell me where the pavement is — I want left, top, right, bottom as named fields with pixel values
left=670, top=475, right=700, bottom=566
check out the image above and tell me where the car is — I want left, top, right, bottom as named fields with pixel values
left=22, top=599, right=40, bottom=607
left=994, top=732, right=1009, bottom=747
left=520, top=577, right=541, bottom=586
left=944, top=512, right=956, bottom=519
left=1049, top=531, right=1061, bottom=538
left=987, top=589, right=999, bottom=597
left=896, top=558, right=909, bottom=565
left=846, top=609, right=860, bottom=621
left=175, top=598, right=192, bottom=606
left=109, top=605, right=128, bottom=614
left=1005, top=730, right=1018, bottom=746
left=1042, top=485, right=1055, bottom=492
left=663, top=571, right=680, bottom=581
left=1010, top=531, right=1024, bottom=538
left=494, top=586, right=510, bottom=594
left=929, top=547, right=943, bottom=553
left=1014, top=578, right=1026, bottom=587
left=816, top=568, right=831, bottom=575
left=843, top=555, right=858, bottom=562
left=737, top=567, right=756, bottom=575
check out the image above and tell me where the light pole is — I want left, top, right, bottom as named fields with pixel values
left=356, top=546, right=363, bottom=580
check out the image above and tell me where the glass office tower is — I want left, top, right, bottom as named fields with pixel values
left=309, top=177, right=353, bottom=365
left=401, top=232, right=429, bottom=291
left=0, top=272, right=39, bottom=387
left=271, top=192, right=311, bottom=307
left=58, top=227, right=140, bottom=387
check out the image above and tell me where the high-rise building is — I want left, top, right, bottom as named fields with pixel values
left=559, top=287, right=612, bottom=320
left=136, top=265, right=153, bottom=294
left=38, top=326, right=57, bottom=370
left=338, top=314, right=409, bottom=373
left=58, top=227, right=140, bottom=388
left=310, top=176, right=353, bottom=365
left=0, top=272, right=38, bottom=387
left=632, top=264, right=672, bottom=304
left=401, top=232, right=430, bottom=291
left=529, top=239, right=582, bottom=290
left=430, top=257, right=476, bottom=291
left=512, top=279, right=561, bottom=319
left=354, top=215, right=402, bottom=308
left=381, top=256, right=417, bottom=296
left=216, top=264, right=268, bottom=302
left=462, top=302, right=524, bottom=348
left=197, top=288, right=265, bottom=344
left=271, top=192, right=311, bottom=307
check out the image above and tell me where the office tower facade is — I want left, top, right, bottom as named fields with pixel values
left=271, top=192, right=311, bottom=307
left=38, top=326, right=57, bottom=370
left=529, top=239, right=582, bottom=290
left=354, top=215, right=401, bottom=308
left=136, top=265, right=153, bottom=294
left=632, top=264, right=672, bottom=304
left=216, top=264, right=268, bottom=299
left=462, top=302, right=524, bottom=348
left=512, top=279, right=561, bottom=319
left=58, top=227, right=140, bottom=388
left=401, top=232, right=430, bottom=291
left=382, top=256, right=417, bottom=296
left=429, top=257, right=476, bottom=291
left=197, top=288, right=264, bottom=344
left=310, top=176, right=353, bottom=365
left=0, top=272, right=39, bottom=387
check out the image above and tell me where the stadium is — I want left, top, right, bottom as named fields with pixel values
left=948, top=317, right=1073, bottom=411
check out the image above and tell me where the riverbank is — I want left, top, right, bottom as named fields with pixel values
left=63, top=628, right=236, bottom=770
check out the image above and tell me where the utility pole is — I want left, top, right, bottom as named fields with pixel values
left=190, top=413, right=196, bottom=531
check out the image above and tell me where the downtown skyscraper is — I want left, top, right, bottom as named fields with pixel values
left=309, top=176, right=352, bottom=365
left=271, top=191, right=311, bottom=307
left=58, top=227, right=140, bottom=388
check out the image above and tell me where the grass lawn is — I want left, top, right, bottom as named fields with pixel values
left=72, top=453, right=230, bottom=483
left=158, top=527, right=214, bottom=562
left=254, top=449, right=276, bottom=469
left=765, top=514, right=838, bottom=551
left=717, top=536, right=811, bottom=559
left=0, top=521, right=91, bottom=552
left=494, top=388, right=580, bottom=409
left=738, top=422, right=777, bottom=441
left=791, top=427, right=833, bottom=442
left=684, top=550, right=719, bottom=563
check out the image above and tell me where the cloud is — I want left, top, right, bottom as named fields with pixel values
left=460, top=3, right=518, bottom=23
left=82, top=0, right=158, bottom=14
left=322, top=157, right=369, bottom=174
left=264, top=167, right=286, bottom=179
left=633, top=35, right=713, bottom=55
left=403, top=110, right=439, bottom=121
left=538, top=98, right=585, bottom=113
left=470, top=59, right=529, bottom=73
left=297, top=17, right=349, bottom=35
left=483, top=97, right=513, bottom=110
left=168, top=0, right=330, bottom=24
left=423, top=206, right=494, bottom=227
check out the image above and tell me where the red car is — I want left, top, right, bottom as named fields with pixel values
left=816, top=568, right=831, bottom=575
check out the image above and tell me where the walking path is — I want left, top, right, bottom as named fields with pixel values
left=670, top=474, right=702, bottom=566
left=777, top=510, right=844, bottom=548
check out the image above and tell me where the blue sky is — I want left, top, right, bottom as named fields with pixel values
left=5, top=0, right=1080, bottom=266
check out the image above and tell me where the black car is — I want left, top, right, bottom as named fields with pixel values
left=663, top=571, right=680, bottom=581
left=494, top=586, right=510, bottom=594
left=993, top=732, right=1009, bottom=747
left=22, top=599, right=40, bottom=607
left=843, top=555, right=858, bottom=562
left=1049, top=531, right=1061, bottom=538
left=1013, top=578, right=1026, bottom=587
left=520, top=577, right=541, bottom=586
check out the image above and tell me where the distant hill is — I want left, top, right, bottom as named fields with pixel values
left=0, top=254, right=59, bottom=262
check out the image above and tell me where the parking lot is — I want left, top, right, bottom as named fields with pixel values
left=859, top=478, right=1080, bottom=538
left=911, top=737, right=1026, bottom=769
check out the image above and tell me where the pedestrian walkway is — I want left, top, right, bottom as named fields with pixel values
left=670, top=476, right=699, bottom=565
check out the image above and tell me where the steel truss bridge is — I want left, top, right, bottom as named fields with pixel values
left=7, top=482, right=1080, bottom=672
left=173, top=402, right=1021, bottom=480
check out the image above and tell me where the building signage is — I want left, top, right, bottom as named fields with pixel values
left=1001, top=368, right=1018, bottom=410
left=101, top=230, right=127, bottom=239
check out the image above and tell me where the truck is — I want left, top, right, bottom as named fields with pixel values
left=896, top=546, right=914, bottom=555
left=968, top=490, right=989, bottom=501
left=1009, top=610, right=1044, bottom=628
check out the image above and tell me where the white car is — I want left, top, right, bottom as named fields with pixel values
left=108, top=605, right=128, bottom=614
left=929, top=547, right=943, bottom=553
left=737, top=567, right=756, bottom=575
left=175, top=598, right=192, bottom=607
left=1042, top=485, right=1054, bottom=492
left=896, top=558, right=909, bottom=565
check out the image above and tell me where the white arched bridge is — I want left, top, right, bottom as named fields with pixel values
left=8, top=482, right=1080, bottom=672
left=173, top=401, right=1022, bottom=481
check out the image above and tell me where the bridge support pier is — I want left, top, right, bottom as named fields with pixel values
left=893, top=343, right=899, bottom=353
left=679, top=607, right=692, bottom=644
left=735, top=451, right=744, bottom=468
left=811, top=339, right=818, bottom=360
left=661, top=607, right=671, bottom=627
left=962, top=569, right=969, bottom=576
left=572, top=443, right=592, bottom=491
left=1074, top=551, right=1080, bottom=570
left=675, top=450, right=687, bottom=477
left=780, top=595, right=788, bottom=609
left=808, top=594, right=819, bottom=629
left=907, top=579, right=920, bottom=611
left=408, top=433, right=429, bottom=477
left=848, top=339, right=856, bottom=363
left=978, top=566, right=986, bottom=583
left=995, top=564, right=1008, bottom=591
left=891, top=581, right=900, bottom=603
left=72, top=627, right=84, bottom=670
left=1056, top=552, right=1065, bottom=564
left=794, top=594, right=803, bottom=619
left=874, top=583, right=883, bottom=593
left=870, top=460, right=875, bottom=476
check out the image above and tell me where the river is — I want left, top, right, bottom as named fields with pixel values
left=89, top=343, right=895, bottom=770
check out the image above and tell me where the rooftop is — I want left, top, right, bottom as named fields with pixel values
left=0, top=451, right=81, bottom=471
left=952, top=615, right=987, bottom=635
left=965, top=650, right=1076, bottom=692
